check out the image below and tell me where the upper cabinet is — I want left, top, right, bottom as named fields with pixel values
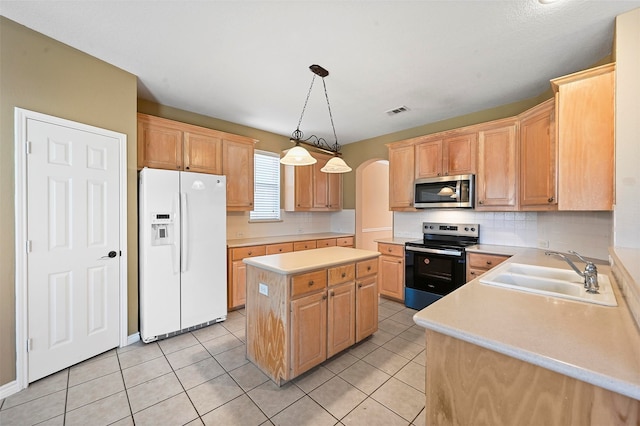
left=519, top=99, right=557, bottom=210
left=387, top=139, right=416, bottom=211
left=476, top=119, right=518, bottom=210
left=137, top=113, right=257, bottom=211
left=284, top=151, right=342, bottom=212
left=551, top=63, right=615, bottom=211
left=415, top=132, right=477, bottom=178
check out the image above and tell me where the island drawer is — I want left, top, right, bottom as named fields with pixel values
left=356, top=258, right=378, bottom=277
left=291, top=270, right=327, bottom=297
left=231, top=245, right=266, bottom=260
left=336, top=236, right=355, bottom=247
left=294, top=240, right=317, bottom=251
left=266, top=242, right=294, bottom=255
left=328, top=263, right=355, bottom=286
left=378, top=243, right=403, bottom=257
left=317, top=238, right=337, bottom=248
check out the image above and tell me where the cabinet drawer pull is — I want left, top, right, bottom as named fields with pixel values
left=308, top=280, right=314, bottom=286
left=388, top=248, right=393, bottom=252
left=341, top=272, right=346, bottom=278
left=279, top=248, right=282, bottom=252
left=322, top=293, right=327, bottom=300
left=486, top=261, right=492, bottom=265
left=248, top=251, right=252, bottom=255
left=367, top=266, right=371, bottom=271
left=470, top=271, right=477, bottom=275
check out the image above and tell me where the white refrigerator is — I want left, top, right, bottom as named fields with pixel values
left=139, top=167, right=227, bottom=342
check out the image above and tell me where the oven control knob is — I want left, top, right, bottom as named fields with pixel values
left=464, top=227, right=469, bottom=231
left=471, top=227, right=476, bottom=231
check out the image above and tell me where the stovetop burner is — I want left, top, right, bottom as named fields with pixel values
left=406, top=222, right=480, bottom=249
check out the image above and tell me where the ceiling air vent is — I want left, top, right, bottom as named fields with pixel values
left=385, top=105, right=410, bottom=116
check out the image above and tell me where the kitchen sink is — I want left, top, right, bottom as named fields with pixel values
left=479, top=263, right=617, bottom=306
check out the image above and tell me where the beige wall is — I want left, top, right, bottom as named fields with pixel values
left=0, top=17, right=137, bottom=386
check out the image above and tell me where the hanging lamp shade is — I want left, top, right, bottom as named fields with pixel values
left=321, top=156, right=352, bottom=173
left=280, top=145, right=317, bottom=166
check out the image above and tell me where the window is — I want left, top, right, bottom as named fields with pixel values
left=250, top=150, right=281, bottom=221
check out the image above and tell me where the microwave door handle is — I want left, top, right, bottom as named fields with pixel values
left=455, top=180, right=461, bottom=201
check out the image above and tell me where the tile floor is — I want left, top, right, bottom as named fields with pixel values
left=0, top=298, right=425, bottom=426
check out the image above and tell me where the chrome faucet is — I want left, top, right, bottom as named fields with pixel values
left=545, top=250, right=599, bottom=294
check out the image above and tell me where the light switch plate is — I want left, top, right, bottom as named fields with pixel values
left=259, top=283, right=268, bottom=296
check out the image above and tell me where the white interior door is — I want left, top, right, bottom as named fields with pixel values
left=26, top=117, right=121, bottom=382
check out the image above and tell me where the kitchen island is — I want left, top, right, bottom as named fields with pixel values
left=243, top=246, right=380, bottom=385
left=413, top=248, right=640, bottom=425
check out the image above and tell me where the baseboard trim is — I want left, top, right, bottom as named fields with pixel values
left=0, top=379, right=20, bottom=400
left=126, top=332, right=140, bottom=346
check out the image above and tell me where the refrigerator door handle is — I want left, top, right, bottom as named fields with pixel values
left=172, top=193, right=180, bottom=274
left=181, top=193, right=188, bottom=273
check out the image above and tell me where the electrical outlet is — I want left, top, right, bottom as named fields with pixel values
left=259, top=283, right=268, bottom=296
left=537, top=240, right=549, bottom=248
left=236, top=232, right=244, bottom=238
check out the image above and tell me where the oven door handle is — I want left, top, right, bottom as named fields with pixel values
left=406, top=246, right=462, bottom=257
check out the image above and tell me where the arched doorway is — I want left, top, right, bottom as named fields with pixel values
left=355, top=159, right=393, bottom=250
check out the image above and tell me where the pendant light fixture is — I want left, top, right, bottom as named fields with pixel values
left=280, top=64, right=352, bottom=173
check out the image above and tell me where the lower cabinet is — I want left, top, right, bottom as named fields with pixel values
left=246, top=256, right=379, bottom=384
left=377, top=243, right=405, bottom=301
left=466, top=252, right=510, bottom=282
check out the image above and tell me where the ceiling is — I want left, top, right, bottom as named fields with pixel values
left=2, top=0, right=640, bottom=145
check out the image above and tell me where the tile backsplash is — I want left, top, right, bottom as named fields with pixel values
left=227, top=209, right=612, bottom=260
left=394, top=210, right=613, bottom=261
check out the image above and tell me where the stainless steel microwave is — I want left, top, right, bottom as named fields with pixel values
left=414, top=174, right=474, bottom=209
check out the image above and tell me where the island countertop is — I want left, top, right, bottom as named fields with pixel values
left=413, top=248, right=640, bottom=400
left=242, top=246, right=380, bottom=275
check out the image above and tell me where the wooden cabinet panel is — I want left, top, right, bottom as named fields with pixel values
left=223, top=138, right=254, bottom=211
left=327, top=282, right=356, bottom=357
left=328, top=264, right=355, bottom=286
left=356, top=258, right=378, bottom=278
left=291, top=270, right=327, bottom=298
left=378, top=254, right=404, bottom=301
left=336, top=236, right=354, bottom=247
left=552, top=63, right=615, bottom=211
left=519, top=99, right=557, bottom=210
left=317, top=238, right=337, bottom=248
left=230, top=260, right=246, bottom=308
left=183, top=130, right=222, bottom=174
left=356, top=275, right=378, bottom=342
left=444, top=133, right=477, bottom=176
left=266, top=243, right=293, bottom=255
left=388, top=142, right=416, bottom=210
left=285, top=152, right=342, bottom=212
left=291, top=291, right=327, bottom=377
left=415, top=139, right=443, bottom=178
left=477, top=120, right=518, bottom=210
left=378, top=242, right=404, bottom=257
left=231, top=245, right=266, bottom=261
left=293, top=240, right=317, bottom=251
left=466, top=252, right=510, bottom=282
left=137, top=119, right=183, bottom=170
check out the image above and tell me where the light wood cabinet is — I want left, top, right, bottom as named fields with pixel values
left=387, top=140, right=416, bottom=210
left=223, top=138, right=255, bottom=211
left=245, top=253, right=379, bottom=384
left=519, top=99, right=557, bottom=210
left=377, top=242, right=404, bottom=301
left=336, top=236, right=355, bottom=247
left=551, top=63, right=615, bottom=211
left=425, top=330, right=640, bottom=425
left=476, top=119, right=519, bottom=210
left=293, top=240, right=317, bottom=251
left=466, top=252, right=510, bottom=282
left=284, top=152, right=342, bottom=212
left=415, top=132, right=477, bottom=178
left=227, top=245, right=266, bottom=310
left=137, top=113, right=257, bottom=211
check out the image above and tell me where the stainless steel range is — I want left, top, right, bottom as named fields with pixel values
left=404, top=222, right=479, bottom=310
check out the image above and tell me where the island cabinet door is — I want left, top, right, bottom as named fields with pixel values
left=356, top=276, right=378, bottom=342
left=291, top=291, right=327, bottom=377
left=327, top=282, right=356, bottom=358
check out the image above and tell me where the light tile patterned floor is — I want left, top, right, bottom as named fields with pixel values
left=0, top=298, right=425, bottom=426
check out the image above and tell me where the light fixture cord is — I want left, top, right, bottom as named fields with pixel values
left=322, top=78, right=339, bottom=151
left=294, top=74, right=317, bottom=139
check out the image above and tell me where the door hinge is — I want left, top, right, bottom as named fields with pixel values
left=25, top=141, right=32, bottom=155
left=26, top=240, right=32, bottom=253
left=27, top=338, right=33, bottom=352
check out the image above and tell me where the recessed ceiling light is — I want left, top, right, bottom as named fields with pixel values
left=385, top=106, right=410, bottom=116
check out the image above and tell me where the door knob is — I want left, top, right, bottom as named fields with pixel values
left=99, top=251, right=118, bottom=260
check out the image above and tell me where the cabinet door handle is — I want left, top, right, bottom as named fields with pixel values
left=548, top=197, right=554, bottom=203
left=330, top=291, right=334, bottom=297
left=322, top=293, right=328, bottom=300
left=478, top=200, right=484, bottom=205
left=358, top=282, right=363, bottom=288
left=470, top=271, right=477, bottom=275
left=185, top=166, right=190, bottom=170
left=398, top=260, right=402, bottom=264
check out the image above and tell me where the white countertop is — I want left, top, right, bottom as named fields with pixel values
left=413, top=248, right=640, bottom=400
left=227, top=232, right=353, bottom=248
left=243, top=246, right=380, bottom=275
left=374, top=237, right=415, bottom=245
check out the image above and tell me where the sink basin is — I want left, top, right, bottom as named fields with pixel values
left=479, top=263, right=617, bottom=306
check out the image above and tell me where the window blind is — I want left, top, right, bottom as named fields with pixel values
left=250, top=150, right=281, bottom=221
